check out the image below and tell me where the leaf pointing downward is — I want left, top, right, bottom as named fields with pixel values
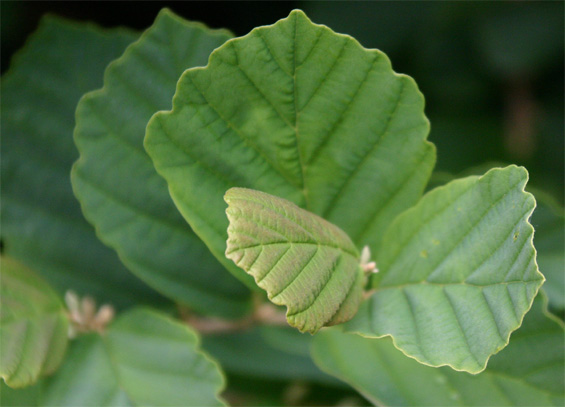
left=225, top=188, right=366, bottom=334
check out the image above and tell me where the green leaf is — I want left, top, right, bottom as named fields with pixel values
left=346, top=165, right=544, bottom=373
left=312, top=295, right=564, bottom=406
left=71, top=9, right=251, bottom=319
left=201, top=325, right=345, bottom=387
left=225, top=187, right=365, bottom=333
left=531, top=198, right=565, bottom=311
left=0, top=16, right=164, bottom=309
left=41, top=308, right=225, bottom=406
left=0, top=257, right=69, bottom=388
left=145, top=9, right=435, bottom=286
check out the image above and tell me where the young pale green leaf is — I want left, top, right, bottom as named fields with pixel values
left=225, top=188, right=365, bottom=334
left=145, top=9, right=435, bottom=286
left=312, top=295, right=564, bottom=406
left=0, top=16, right=164, bottom=309
left=41, top=308, right=226, bottom=406
left=0, top=257, right=69, bottom=388
left=346, top=165, right=544, bottom=373
left=71, top=9, right=251, bottom=318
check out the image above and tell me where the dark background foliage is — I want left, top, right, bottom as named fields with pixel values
left=3, top=1, right=563, bottom=202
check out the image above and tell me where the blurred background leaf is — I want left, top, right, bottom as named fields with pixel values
left=0, top=15, right=167, bottom=309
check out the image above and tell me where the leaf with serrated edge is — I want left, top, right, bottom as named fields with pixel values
left=145, top=9, right=435, bottom=287
left=41, top=308, right=226, bottom=406
left=346, top=165, right=544, bottom=373
left=312, top=294, right=564, bottom=406
left=0, top=257, right=69, bottom=388
left=0, top=16, right=163, bottom=309
left=71, top=9, right=251, bottom=318
left=225, top=187, right=365, bottom=334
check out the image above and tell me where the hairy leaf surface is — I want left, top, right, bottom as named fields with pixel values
left=312, top=296, right=564, bottom=406
left=41, top=309, right=225, bottom=406
left=346, top=166, right=544, bottom=373
left=0, top=258, right=69, bottom=388
left=71, top=9, right=251, bottom=318
left=145, top=9, right=435, bottom=285
left=0, top=16, right=163, bottom=308
left=225, top=188, right=365, bottom=333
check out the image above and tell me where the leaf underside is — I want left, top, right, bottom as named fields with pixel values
left=145, top=9, right=435, bottom=286
left=312, top=295, right=564, bottom=406
left=346, top=166, right=544, bottom=373
left=225, top=188, right=365, bottom=334
left=71, top=9, right=251, bottom=318
left=0, top=257, right=69, bottom=388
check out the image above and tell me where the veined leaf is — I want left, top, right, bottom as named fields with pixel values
left=312, top=295, right=564, bottom=406
left=346, top=165, right=544, bottom=373
left=71, top=9, right=251, bottom=318
left=0, top=257, right=69, bottom=388
left=225, top=188, right=365, bottom=334
left=41, top=308, right=226, bottom=406
left=0, top=16, right=163, bottom=308
left=145, top=9, right=435, bottom=286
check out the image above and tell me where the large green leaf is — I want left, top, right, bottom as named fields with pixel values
left=0, top=16, right=163, bottom=309
left=40, top=308, right=225, bottom=406
left=0, top=257, right=69, bottom=388
left=346, top=165, right=544, bottom=373
left=225, top=187, right=365, bottom=333
left=71, top=9, right=251, bottom=318
left=145, top=9, right=435, bottom=286
left=312, top=295, right=564, bottom=406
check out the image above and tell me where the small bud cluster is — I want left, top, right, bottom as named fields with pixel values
left=360, top=245, right=379, bottom=274
left=64, top=291, right=115, bottom=338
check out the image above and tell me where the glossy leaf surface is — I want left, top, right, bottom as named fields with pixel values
left=145, top=9, right=435, bottom=285
left=0, top=16, right=163, bottom=308
left=225, top=188, right=365, bottom=333
left=1, top=258, right=69, bottom=388
left=71, top=9, right=251, bottom=318
left=41, top=308, right=225, bottom=406
left=346, top=166, right=544, bottom=373
left=313, top=296, right=564, bottom=406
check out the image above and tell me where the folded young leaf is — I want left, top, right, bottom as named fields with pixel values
left=225, top=188, right=365, bottom=334
left=1, top=257, right=69, bottom=388
left=145, top=9, right=435, bottom=287
left=346, top=165, right=545, bottom=373
left=312, top=295, right=564, bottom=406
left=71, top=9, right=252, bottom=318
left=41, top=308, right=226, bottom=406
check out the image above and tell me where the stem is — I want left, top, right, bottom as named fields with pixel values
left=181, top=301, right=289, bottom=335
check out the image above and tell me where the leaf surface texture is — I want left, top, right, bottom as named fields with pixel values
left=145, top=9, right=435, bottom=285
left=71, top=9, right=251, bottom=318
left=346, top=166, right=544, bottom=373
left=225, top=187, right=365, bottom=333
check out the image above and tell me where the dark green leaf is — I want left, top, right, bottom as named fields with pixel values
left=0, top=16, right=163, bottom=309
left=71, top=9, right=251, bottom=318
